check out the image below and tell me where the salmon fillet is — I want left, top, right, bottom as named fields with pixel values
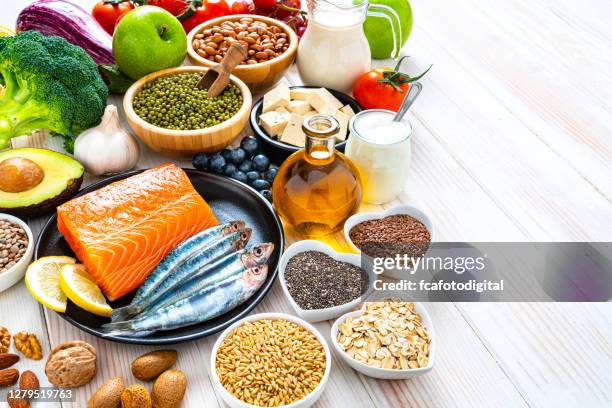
left=57, top=163, right=218, bottom=301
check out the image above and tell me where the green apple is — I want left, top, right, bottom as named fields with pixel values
left=363, top=0, right=413, bottom=59
left=113, top=6, right=187, bottom=80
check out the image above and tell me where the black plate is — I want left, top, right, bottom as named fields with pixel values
left=249, top=86, right=362, bottom=163
left=35, top=169, right=284, bottom=345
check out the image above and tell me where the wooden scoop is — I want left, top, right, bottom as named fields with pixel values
left=196, top=43, right=248, bottom=98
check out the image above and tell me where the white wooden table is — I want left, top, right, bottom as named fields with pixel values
left=2, top=0, right=612, bottom=407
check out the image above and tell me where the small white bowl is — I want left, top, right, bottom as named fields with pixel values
left=279, top=240, right=376, bottom=323
left=343, top=205, right=435, bottom=280
left=331, top=304, right=436, bottom=380
left=211, top=312, right=331, bottom=408
left=0, top=214, right=34, bottom=292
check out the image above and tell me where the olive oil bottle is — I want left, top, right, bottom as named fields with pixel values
left=272, top=114, right=362, bottom=237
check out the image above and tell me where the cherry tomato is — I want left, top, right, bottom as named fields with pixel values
left=231, top=0, right=255, bottom=14
left=180, top=0, right=232, bottom=34
left=353, top=58, right=431, bottom=111
left=147, top=0, right=185, bottom=15
left=92, top=0, right=134, bottom=35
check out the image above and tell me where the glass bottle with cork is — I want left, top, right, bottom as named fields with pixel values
left=272, top=114, right=362, bottom=237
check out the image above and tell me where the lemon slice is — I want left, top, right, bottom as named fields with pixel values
left=0, top=26, right=15, bottom=37
left=25, top=256, right=76, bottom=313
left=60, top=264, right=113, bottom=317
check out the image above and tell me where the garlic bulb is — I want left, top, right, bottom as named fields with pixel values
left=74, top=105, right=139, bottom=176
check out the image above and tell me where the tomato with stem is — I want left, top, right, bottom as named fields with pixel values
left=92, top=0, right=134, bottom=35
left=353, top=56, right=432, bottom=112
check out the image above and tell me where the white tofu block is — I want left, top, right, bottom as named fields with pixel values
left=340, top=104, right=356, bottom=117
left=307, top=88, right=344, bottom=112
left=301, top=110, right=317, bottom=118
left=280, top=113, right=306, bottom=147
left=333, top=110, right=350, bottom=141
left=259, top=110, right=290, bottom=137
left=290, top=88, right=316, bottom=101
left=263, top=83, right=290, bottom=113
left=317, top=105, right=338, bottom=115
left=287, top=100, right=312, bottom=115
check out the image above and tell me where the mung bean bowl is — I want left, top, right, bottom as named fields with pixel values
left=0, top=213, right=34, bottom=292
left=211, top=312, right=331, bottom=408
left=124, top=66, right=252, bottom=157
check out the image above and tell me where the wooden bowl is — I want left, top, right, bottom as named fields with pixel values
left=187, top=15, right=298, bottom=94
left=123, top=66, right=252, bottom=157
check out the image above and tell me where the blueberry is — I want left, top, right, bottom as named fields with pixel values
left=238, top=161, right=253, bottom=173
left=192, top=152, right=209, bottom=171
left=261, top=189, right=273, bottom=202
left=252, top=154, right=270, bottom=172
left=209, top=154, right=226, bottom=174
left=221, top=149, right=232, bottom=159
left=228, top=148, right=247, bottom=165
left=223, top=163, right=237, bottom=176
left=240, top=136, right=259, bottom=156
left=251, top=179, right=271, bottom=191
left=246, top=171, right=260, bottom=184
left=263, top=167, right=277, bottom=182
left=230, top=170, right=248, bottom=184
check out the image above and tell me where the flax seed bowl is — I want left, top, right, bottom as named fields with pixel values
left=211, top=313, right=331, bottom=408
left=187, top=15, right=299, bottom=93
left=0, top=213, right=34, bottom=292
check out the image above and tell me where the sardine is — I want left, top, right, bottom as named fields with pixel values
left=111, top=228, right=252, bottom=322
left=141, top=243, right=274, bottom=315
left=130, top=221, right=244, bottom=304
left=102, top=265, right=268, bottom=336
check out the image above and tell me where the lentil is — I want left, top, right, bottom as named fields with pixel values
left=193, top=17, right=290, bottom=64
left=132, top=73, right=243, bottom=130
left=349, top=214, right=431, bottom=260
left=284, top=251, right=368, bottom=310
left=0, top=219, right=28, bottom=273
left=216, top=319, right=326, bottom=407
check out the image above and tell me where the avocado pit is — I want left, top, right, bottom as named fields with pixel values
left=0, top=157, right=45, bottom=193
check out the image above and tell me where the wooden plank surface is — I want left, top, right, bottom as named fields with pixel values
left=1, top=0, right=611, bottom=407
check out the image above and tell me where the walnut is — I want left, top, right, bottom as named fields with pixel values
left=45, top=341, right=96, bottom=388
left=0, top=327, right=9, bottom=354
left=13, top=332, right=42, bottom=360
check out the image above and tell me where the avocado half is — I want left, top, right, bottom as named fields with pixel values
left=0, top=148, right=84, bottom=219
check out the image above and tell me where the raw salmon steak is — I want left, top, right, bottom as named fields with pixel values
left=57, top=163, right=218, bottom=301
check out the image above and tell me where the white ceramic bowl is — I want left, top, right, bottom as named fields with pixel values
left=0, top=213, right=34, bottom=292
left=343, top=205, right=435, bottom=280
left=331, top=304, right=436, bottom=380
left=279, top=240, right=376, bottom=323
left=210, top=312, right=331, bottom=408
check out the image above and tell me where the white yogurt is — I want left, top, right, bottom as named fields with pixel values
left=345, top=109, right=412, bottom=204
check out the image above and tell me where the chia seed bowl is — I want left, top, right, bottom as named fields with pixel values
left=278, top=240, right=376, bottom=323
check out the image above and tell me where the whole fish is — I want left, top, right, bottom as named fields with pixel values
left=102, top=265, right=268, bottom=336
left=130, top=221, right=244, bottom=305
left=141, top=243, right=274, bottom=315
left=111, top=228, right=252, bottom=322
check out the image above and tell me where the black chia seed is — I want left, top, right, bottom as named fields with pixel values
left=284, top=251, right=369, bottom=310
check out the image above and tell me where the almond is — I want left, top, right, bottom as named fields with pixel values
left=0, top=353, right=19, bottom=370
left=7, top=396, right=29, bottom=408
left=19, top=370, right=39, bottom=391
left=0, top=368, right=19, bottom=387
left=131, top=350, right=177, bottom=381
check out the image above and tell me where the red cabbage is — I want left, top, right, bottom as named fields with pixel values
left=16, top=0, right=114, bottom=65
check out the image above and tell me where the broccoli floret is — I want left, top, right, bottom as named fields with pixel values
left=0, top=31, right=108, bottom=152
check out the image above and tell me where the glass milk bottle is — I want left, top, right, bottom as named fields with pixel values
left=297, top=0, right=401, bottom=91
left=345, top=109, right=412, bottom=204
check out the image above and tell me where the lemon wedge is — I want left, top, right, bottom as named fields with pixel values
left=0, top=26, right=15, bottom=37
left=60, top=264, right=113, bottom=317
left=25, top=256, right=76, bottom=313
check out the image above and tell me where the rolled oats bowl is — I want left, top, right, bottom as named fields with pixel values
left=211, top=313, right=331, bottom=408
left=331, top=301, right=436, bottom=380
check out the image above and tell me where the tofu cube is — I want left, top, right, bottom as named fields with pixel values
left=290, top=88, right=316, bottom=101
left=263, top=83, right=290, bottom=113
left=307, top=88, right=343, bottom=113
left=280, top=113, right=306, bottom=147
left=340, top=104, right=356, bottom=117
left=317, top=105, right=338, bottom=115
left=333, top=110, right=350, bottom=141
left=287, top=100, right=312, bottom=115
left=259, top=109, right=290, bottom=137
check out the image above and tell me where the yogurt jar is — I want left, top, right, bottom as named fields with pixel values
left=345, top=109, right=412, bottom=204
